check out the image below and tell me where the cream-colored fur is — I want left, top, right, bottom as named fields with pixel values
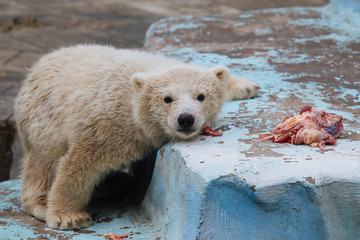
left=15, top=44, right=259, bottom=230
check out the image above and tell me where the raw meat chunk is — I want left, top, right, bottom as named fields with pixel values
left=259, top=106, right=343, bottom=151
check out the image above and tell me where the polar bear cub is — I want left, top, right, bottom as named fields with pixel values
left=15, top=44, right=259, bottom=230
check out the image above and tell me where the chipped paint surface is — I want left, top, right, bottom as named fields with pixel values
left=143, top=0, right=360, bottom=239
left=144, top=0, right=360, bottom=155
left=0, top=179, right=159, bottom=239
left=145, top=2, right=360, bottom=125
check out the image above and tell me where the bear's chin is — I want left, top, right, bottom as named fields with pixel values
left=168, top=128, right=200, bottom=140
left=177, top=130, right=198, bottom=140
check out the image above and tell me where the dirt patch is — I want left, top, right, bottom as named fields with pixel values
left=1, top=16, right=45, bottom=32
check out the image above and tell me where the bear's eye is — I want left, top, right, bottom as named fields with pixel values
left=197, top=94, right=205, bottom=102
left=164, top=96, right=173, bottom=103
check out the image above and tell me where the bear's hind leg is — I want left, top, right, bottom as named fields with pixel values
left=46, top=145, right=105, bottom=230
left=226, top=76, right=260, bottom=101
left=21, top=152, right=57, bottom=221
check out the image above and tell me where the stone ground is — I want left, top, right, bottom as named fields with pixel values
left=0, top=0, right=327, bottom=179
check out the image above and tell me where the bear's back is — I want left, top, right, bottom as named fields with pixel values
left=24, top=45, right=182, bottom=95
left=16, top=45, right=175, bottom=153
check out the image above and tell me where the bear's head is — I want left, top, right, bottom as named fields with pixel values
left=131, top=65, right=229, bottom=141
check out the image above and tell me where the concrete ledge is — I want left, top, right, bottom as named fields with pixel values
left=142, top=0, right=360, bottom=239
left=144, top=138, right=359, bottom=239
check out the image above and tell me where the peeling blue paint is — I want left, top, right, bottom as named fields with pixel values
left=0, top=179, right=158, bottom=239
left=168, top=22, right=206, bottom=33
left=200, top=177, right=328, bottom=240
left=254, top=27, right=273, bottom=35
left=238, top=12, right=254, bottom=18
left=184, top=183, right=202, bottom=240
left=159, top=47, right=359, bottom=124
left=0, top=219, right=41, bottom=239
left=330, top=0, right=360, bottom=26
left=233, top=22, right=245, bottom=27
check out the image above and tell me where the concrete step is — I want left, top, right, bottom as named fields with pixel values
left=142, top=0, right=360, bottom=239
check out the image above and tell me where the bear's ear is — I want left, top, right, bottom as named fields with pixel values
left=131, top=72, right=147, bottom=92
left=211, top=66, right=230, bottom=82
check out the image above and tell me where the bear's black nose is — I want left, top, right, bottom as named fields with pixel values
left=178, top=113, right=195, bottom=128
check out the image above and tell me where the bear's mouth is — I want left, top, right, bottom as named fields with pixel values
left=177, top=129, right=196, bottom=136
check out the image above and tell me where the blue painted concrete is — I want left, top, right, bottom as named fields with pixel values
left=142, top=0, right=360, bottom=239
left=335, top=0, right=360, bottom=12
left=200, top=178, right=328, bottom=240
left=0, top=179, right=159, bottom=239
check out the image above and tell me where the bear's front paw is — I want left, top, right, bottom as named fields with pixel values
left=46, top=211, right=93, bottom=230
left=245, top=81, right=260, bottom=99
left=227, top=76, right=260, bottom=101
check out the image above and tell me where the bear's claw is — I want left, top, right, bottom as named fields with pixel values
left=46, top=212, right=93, bottom=230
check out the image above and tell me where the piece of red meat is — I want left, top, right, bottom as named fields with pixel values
left=201, top=126, right=222, bottom=136
left=103, top=233, right=128, bottom=240
left=259, top=106, right=343, bottom=151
